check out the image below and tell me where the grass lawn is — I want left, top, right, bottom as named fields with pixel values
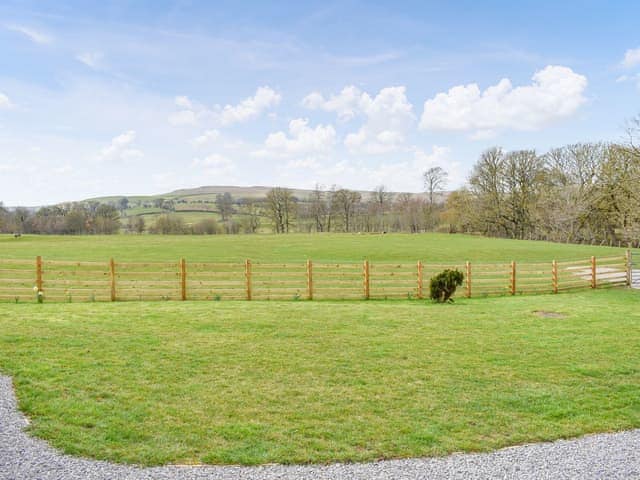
left=0, top=233, right=634, bottom=263
left=0, top=289, right=639, bottom=465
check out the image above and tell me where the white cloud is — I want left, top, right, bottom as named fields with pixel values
left=218, top=86, right=281, bottom=126
left=175, top=96, right=193, bottom=109
left=0, top=92, right=11, bottom=109
left=303, top=85, right=415, bottom=154
left=259, top=118, right=336, bottom=156
left=191, top=153, right=235, bottom=176
left=275, top=144, right=458, bottom=193
left=169, top=87, right=280, bottom=128
left=302, top=85, right=366, bottom=121
left=419, top=65, right=588, bottom=136
left=192, top=129, right=220, bottom=147
left=98, top=130, right=143, bottom=161
left=412, top=145, right=452, bottom=171
left=285, top=158, right=321, bottom=169
left=76, top=52, right=104, bottom=69
left=168, top=109, right=198, bottom=126
left=5, top=24, right=52, bottom=44
left=622, top=47, right=640, bottom=69
left=615, top=73, right=640, bottom=90
left=344, top=87, right=414, bottom=154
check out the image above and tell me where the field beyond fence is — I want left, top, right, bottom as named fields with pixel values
left=0, top=252, right=634, bottom=303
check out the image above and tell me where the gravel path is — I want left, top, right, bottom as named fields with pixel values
left=2, top=375, right=639, bottom=480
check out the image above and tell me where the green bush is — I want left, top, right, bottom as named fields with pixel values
left=429, top=269, right=464, bottom=303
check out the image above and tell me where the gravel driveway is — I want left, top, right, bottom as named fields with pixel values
left=1, top=375, right=639, bottom=480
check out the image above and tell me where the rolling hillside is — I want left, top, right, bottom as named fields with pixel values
left=82, top=185, right=439, bottom=232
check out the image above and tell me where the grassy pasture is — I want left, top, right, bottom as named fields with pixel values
left=0, top=289, right=638, bottom=465
left=0, top=233, right=634, bottom=263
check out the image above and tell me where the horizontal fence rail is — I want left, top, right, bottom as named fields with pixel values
left=0, top=252, right=633, bottom=303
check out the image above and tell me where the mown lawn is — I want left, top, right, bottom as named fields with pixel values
left=0, top=289, right=639, bottom=465
left=0, top=232, right=634, bottom=263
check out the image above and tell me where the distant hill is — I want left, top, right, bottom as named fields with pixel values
left=87, top=185, right=431, bottom=203
left=75, top=185, right=447, bottom=233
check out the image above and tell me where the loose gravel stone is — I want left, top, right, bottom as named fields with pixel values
left=1, top=375, right=639, bottom=479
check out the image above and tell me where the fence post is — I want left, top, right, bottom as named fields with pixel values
left=109, top=258, right=116, bottom=301
left=552, top=260, right=558, bottom=294
left=591, top=256, right=597, bottom=289
left=363, top=260, right=370, bottom=299
left=510, top=261, right=516, bottom=295
left=36, top=256, right=43, bottom=293
left=465, top=261, right=471, bottom=298
left=626, top=250, right=633, bottom=287
left=306, top=259, right=313, bottom=300
left=245, top=259, right=252, bottom=300
left=180, top=258, right=187, bottom=301
left=417, top=260, right=423, bottom=299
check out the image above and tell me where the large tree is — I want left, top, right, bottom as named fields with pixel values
left=215, top=193, right=235, bottom=222
left=370, top=185, right=391, bottom=232
left=332, top=189, right=361, bottom=232
left=423, top=167, right=448, bottom=208
left=266, top=187, right=296, bottom=233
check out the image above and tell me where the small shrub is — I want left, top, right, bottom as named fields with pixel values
left=429, top=269, right=464, bottom=303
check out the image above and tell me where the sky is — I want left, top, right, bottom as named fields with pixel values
left=1, top=0, right=639, bottom=206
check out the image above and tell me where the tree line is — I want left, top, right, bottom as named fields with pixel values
left=0, top=202, right=121, bottom=235
left=443, top=139, right=640, bottom=246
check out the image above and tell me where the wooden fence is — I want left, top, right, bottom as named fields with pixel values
left=0, top=252, right=633, bottom=303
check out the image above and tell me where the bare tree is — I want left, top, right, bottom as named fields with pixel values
left=423, top=167, right=448, bottom=207
left=240, top=202, right=261, bottom=234
left=370, top=185, right=391, bottom=232
left=309, top=184, right=328, bottom=232
left=266, top=187, right=296, bottom=233
left=127, top=216, right=145, bottom=234
left=333, top=189, right=361, bottom=232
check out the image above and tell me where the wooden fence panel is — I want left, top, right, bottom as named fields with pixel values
left=113, top=261, right=180, bottom=301
left=0, top=255, right=629, bottom=303
left=43, top=260, right=111, bottom=302
left=187, top=262, right=245, bottom=300
left=312, top=263, right=364, bottom=299
left=0, top=259, right=35, bottom=301
left=251, top=262, right=306, bottom=300
left=369, top=263, right=417, bottom=299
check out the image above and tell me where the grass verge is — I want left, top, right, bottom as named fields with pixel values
left=0, top=289, right=639, bottom=465
left=0, top=232, right=635, bottom=263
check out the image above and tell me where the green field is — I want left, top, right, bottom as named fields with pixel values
left=0, top=289, right=638, bottom=465
left=0, top=233, right=634, bottom=263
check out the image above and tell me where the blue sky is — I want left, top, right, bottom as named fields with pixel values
left=1, top=0, right=639, bottom=205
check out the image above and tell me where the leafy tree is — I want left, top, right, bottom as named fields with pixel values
left=93, top=204, right=120, bottom=234
left=149, top=214, right=186, bottom=234
left=192, top=218, right=221, bottom=234
left=216, top=193, right=235, bottom=221
left=118, top=197, right=129, bottom=213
